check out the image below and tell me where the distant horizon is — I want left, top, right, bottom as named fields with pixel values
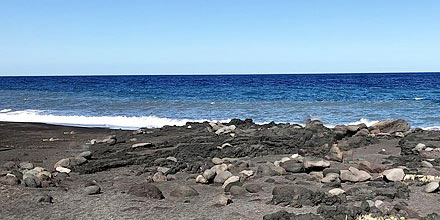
left=1, top=71, right=440, bottom=77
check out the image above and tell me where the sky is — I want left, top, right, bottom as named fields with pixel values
left=1, top=0, right=440, bottom=75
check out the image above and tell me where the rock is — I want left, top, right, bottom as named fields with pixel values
left=215, top=194, right=232, bottom=206
left=214, top=171, right=233, bottom=184
left=355, top=128, right=370, bottom=137
left=244, top=183, right=263, bottom=193
left=0, top=174, right=20, bottom=185
left=414, top=143, right=426, bottom=152
left=358, top=161, right=385, bottom=173
left=274, top=157, right=291, bottom=166
left=105, top=135, right=117, bottom=145
left=321, top=173, right=339, bottom=183
left=229, top=185, right=247, bottom=196
left=322, top=168, right=340, bottom=176
left=210, top=164, right=228, bottom=175
left=166, top=174, right=176, bottom=181
left=77, top=151, right=92, bottom=159
left=383, top=168, right=405, bottom=182
left=195, top=175, right=208, bottom=184
left=2, top=161, right=16, bottom=170
left=394, top=132, right=404, bottom=138
left=36, top=171, right=52, bottom=181
left=425, top=147, right=434, bottom=152
left=310, top=171, right=324, bottom=180
left=328, top=188, right=345, bottom=196
left=37, top=194, right=53, bottom=203
left=280, top=160, right=304, bottom=173
left=328, top=144, right=343, bottom=162
left=421, top=161, right=434, bottom=168
left=152, top=172, right=167, bottom=182
left=54, top=158, right=71, bottom=169
left=170, top=185, right=199, bottom=197
left=72, top=156, right=87, bottom=166
left=340, top=167, right=371, bottom=182
left=257, top=164, right=279, bottom=176
left=239, top=170, right=254, bottom=177
left=203, top=169, right=217, bottom=180
left=128, top=184, right=164, bottom=199
left=212, top=157, right=223, bottom=165
left=166, top=156, right=177, bottom=162
left=84, top=185, right=101, bottom=195
left=19, top=162, right=34, bottom=170
left=55, top=167, right=71, bottom=173
left=303, top=159, right=331, bottom=171
left=157, top=167, right=170, bottom=174
left=215, top=125, right=236, bottom=135
left=24, top=175, right=41, bottom=188
left=222, top=176, right=240, bottom=192
left=371, top=119, right=410, bottom=133
left=424, top=182, right=439, bottom=193
left=131, top=142, right=153, bottom=149
left=375, top=200, right=393, bottom=215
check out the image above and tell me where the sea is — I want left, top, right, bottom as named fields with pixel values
left=0, top=73, right=439, bottom=130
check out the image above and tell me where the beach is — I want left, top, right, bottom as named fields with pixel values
left=1, top=119, right=440, bottom=220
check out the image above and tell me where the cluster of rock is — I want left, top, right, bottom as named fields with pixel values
left=0, top=161, right=54, bottom=188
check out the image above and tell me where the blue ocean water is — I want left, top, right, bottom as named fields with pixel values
left=0, top=73, right=439, bottom=129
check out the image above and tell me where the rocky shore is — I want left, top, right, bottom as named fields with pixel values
left=1, top=119, right=440, bottom=220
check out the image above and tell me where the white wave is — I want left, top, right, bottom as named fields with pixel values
left=346, top=118, right=380, bottom=127
left=423, top=126, right=440, bottom=131
left=414, top=97, right=424, bottom=101
left=0, top=110, right=229, bottom=130
left=0, top=109, right=12, bottom=113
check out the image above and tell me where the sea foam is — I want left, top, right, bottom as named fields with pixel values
left=0, top=109, right=229, bottom=130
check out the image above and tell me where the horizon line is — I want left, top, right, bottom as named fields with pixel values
left=1, top=70, right=440, bottom=77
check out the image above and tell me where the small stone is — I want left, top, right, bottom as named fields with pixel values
left=157, top=167, right=170, bottom=174
left=210, top=164, right=228, bottom=175
left=414, top=143, right=426, bottom=152
left=328, top=188, right=345, bottom=196
left=170, top=185, right=199, bottom=197
left=280, top=160, right=304, bottom=173
left=424, top=182, right=439, bottom=193
left=36, top=171, right=52, bottom=181
left=229, top=185, right=247, bottom=196
left=421, top=161, right=434, bottom=168
left=166, top=157, right=177, bottom=162
left=217, top=143, right=233, bottom=150
left=2, top=161, right=16, bottom=170
left=152, top=172, right=167, bottom=182
left=239, top=170, right=254, bottom=177
left=309, top=171, right=324, bottom=180
left=328, top=144, right=343, bottom=162
left=72, top=156, right=87, bottom=166
left=24, top=175, right=41, bottom=188
left=84, top=185, right=101, bottom=195
left=0, top=175, right=20, bottom=185
left=166, top=174, right=176, bottom=181
left=37, top=194, right=53, bottom=203
left=243, top=184, right=263, bottom=193
left=340, top=167, right=371, bottom=182
left=196, top=175, right=208, bottom=184
left=132, top=142, right=153, bottom=149
left=214, top=171, right=233, bottom=184
left=203, top=169, right=217, bottom=180
left=383, top=168, right=405, bottom=182
left=54, top=158, right=71, bottom=169
left=303, top=159, right=331, bottom=170
left=222, top=176, right=240, bottom=192
left=55, top=166, right=71, bottom=173
left=321, top=173, right=340, bottom=183
left=128, top=184, right=164, bottom=199
left=215, top=194, right=232, bottom=206
left=19, top=162, right=34, bottom=170
left=212, top=157, right=223, bottom=165
left=77, top=151, right=92, bottom=159
left=215, top=125, right=236, bottom=135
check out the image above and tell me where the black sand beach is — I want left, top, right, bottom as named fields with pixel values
left=1, top=119, right=440, bottom=220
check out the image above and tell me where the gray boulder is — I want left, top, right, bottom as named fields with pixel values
left=170, top=185, right=199, bottom=197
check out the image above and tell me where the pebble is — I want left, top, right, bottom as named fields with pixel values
left=54, top=158, right=71, bottom=169
left=19, top=162, right=34, bottom=170
left=196, top=175, right=208, bottom=184
left=303, top=159, right=331, bottom=170
left=77, top=151, right=92, bottom=159
left=424, top=182, right=439, bottom=193
left=421, top=161, right=434, bottom=168
left=128, top=184, right=164, bottom=199
left=215, top=194, right=233, bottom=206
left=212, top=157, right=223, bottom=165
left=328, top=188, right=345, bottom=196
left=166, top=156, right=177, bottom=162
left=170, top=185, right=199, bottom=197
left=243, top=184, right=263, bottom=193
left=222, top=176, right=240, bottom=191
left=55, top=166, right=71, bottom=174
left=131, top=142, right=153, bottom=149
left=214, top=171, right=233, bottom=184
left=84, top=185, right=101, bottom=195
left=414, top=143, right=426, bottom=152
left=152, top=172, right=167, bottom=182
left=383, top=168, right=405, bottom=182
left=203, top=169, right=217, bottom=180
left=37, top=194, right=53, bottom=203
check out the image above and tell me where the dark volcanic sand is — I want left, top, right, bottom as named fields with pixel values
left=1, top=120, right=440, bottom=220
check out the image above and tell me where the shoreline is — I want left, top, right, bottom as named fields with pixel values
left=1, top=119, right=440, bottom=219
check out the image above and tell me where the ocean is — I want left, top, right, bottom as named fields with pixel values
left=0, top=73, right=439, bottom=130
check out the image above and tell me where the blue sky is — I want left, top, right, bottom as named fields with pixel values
left=1, top=0, right=440, bottom=75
